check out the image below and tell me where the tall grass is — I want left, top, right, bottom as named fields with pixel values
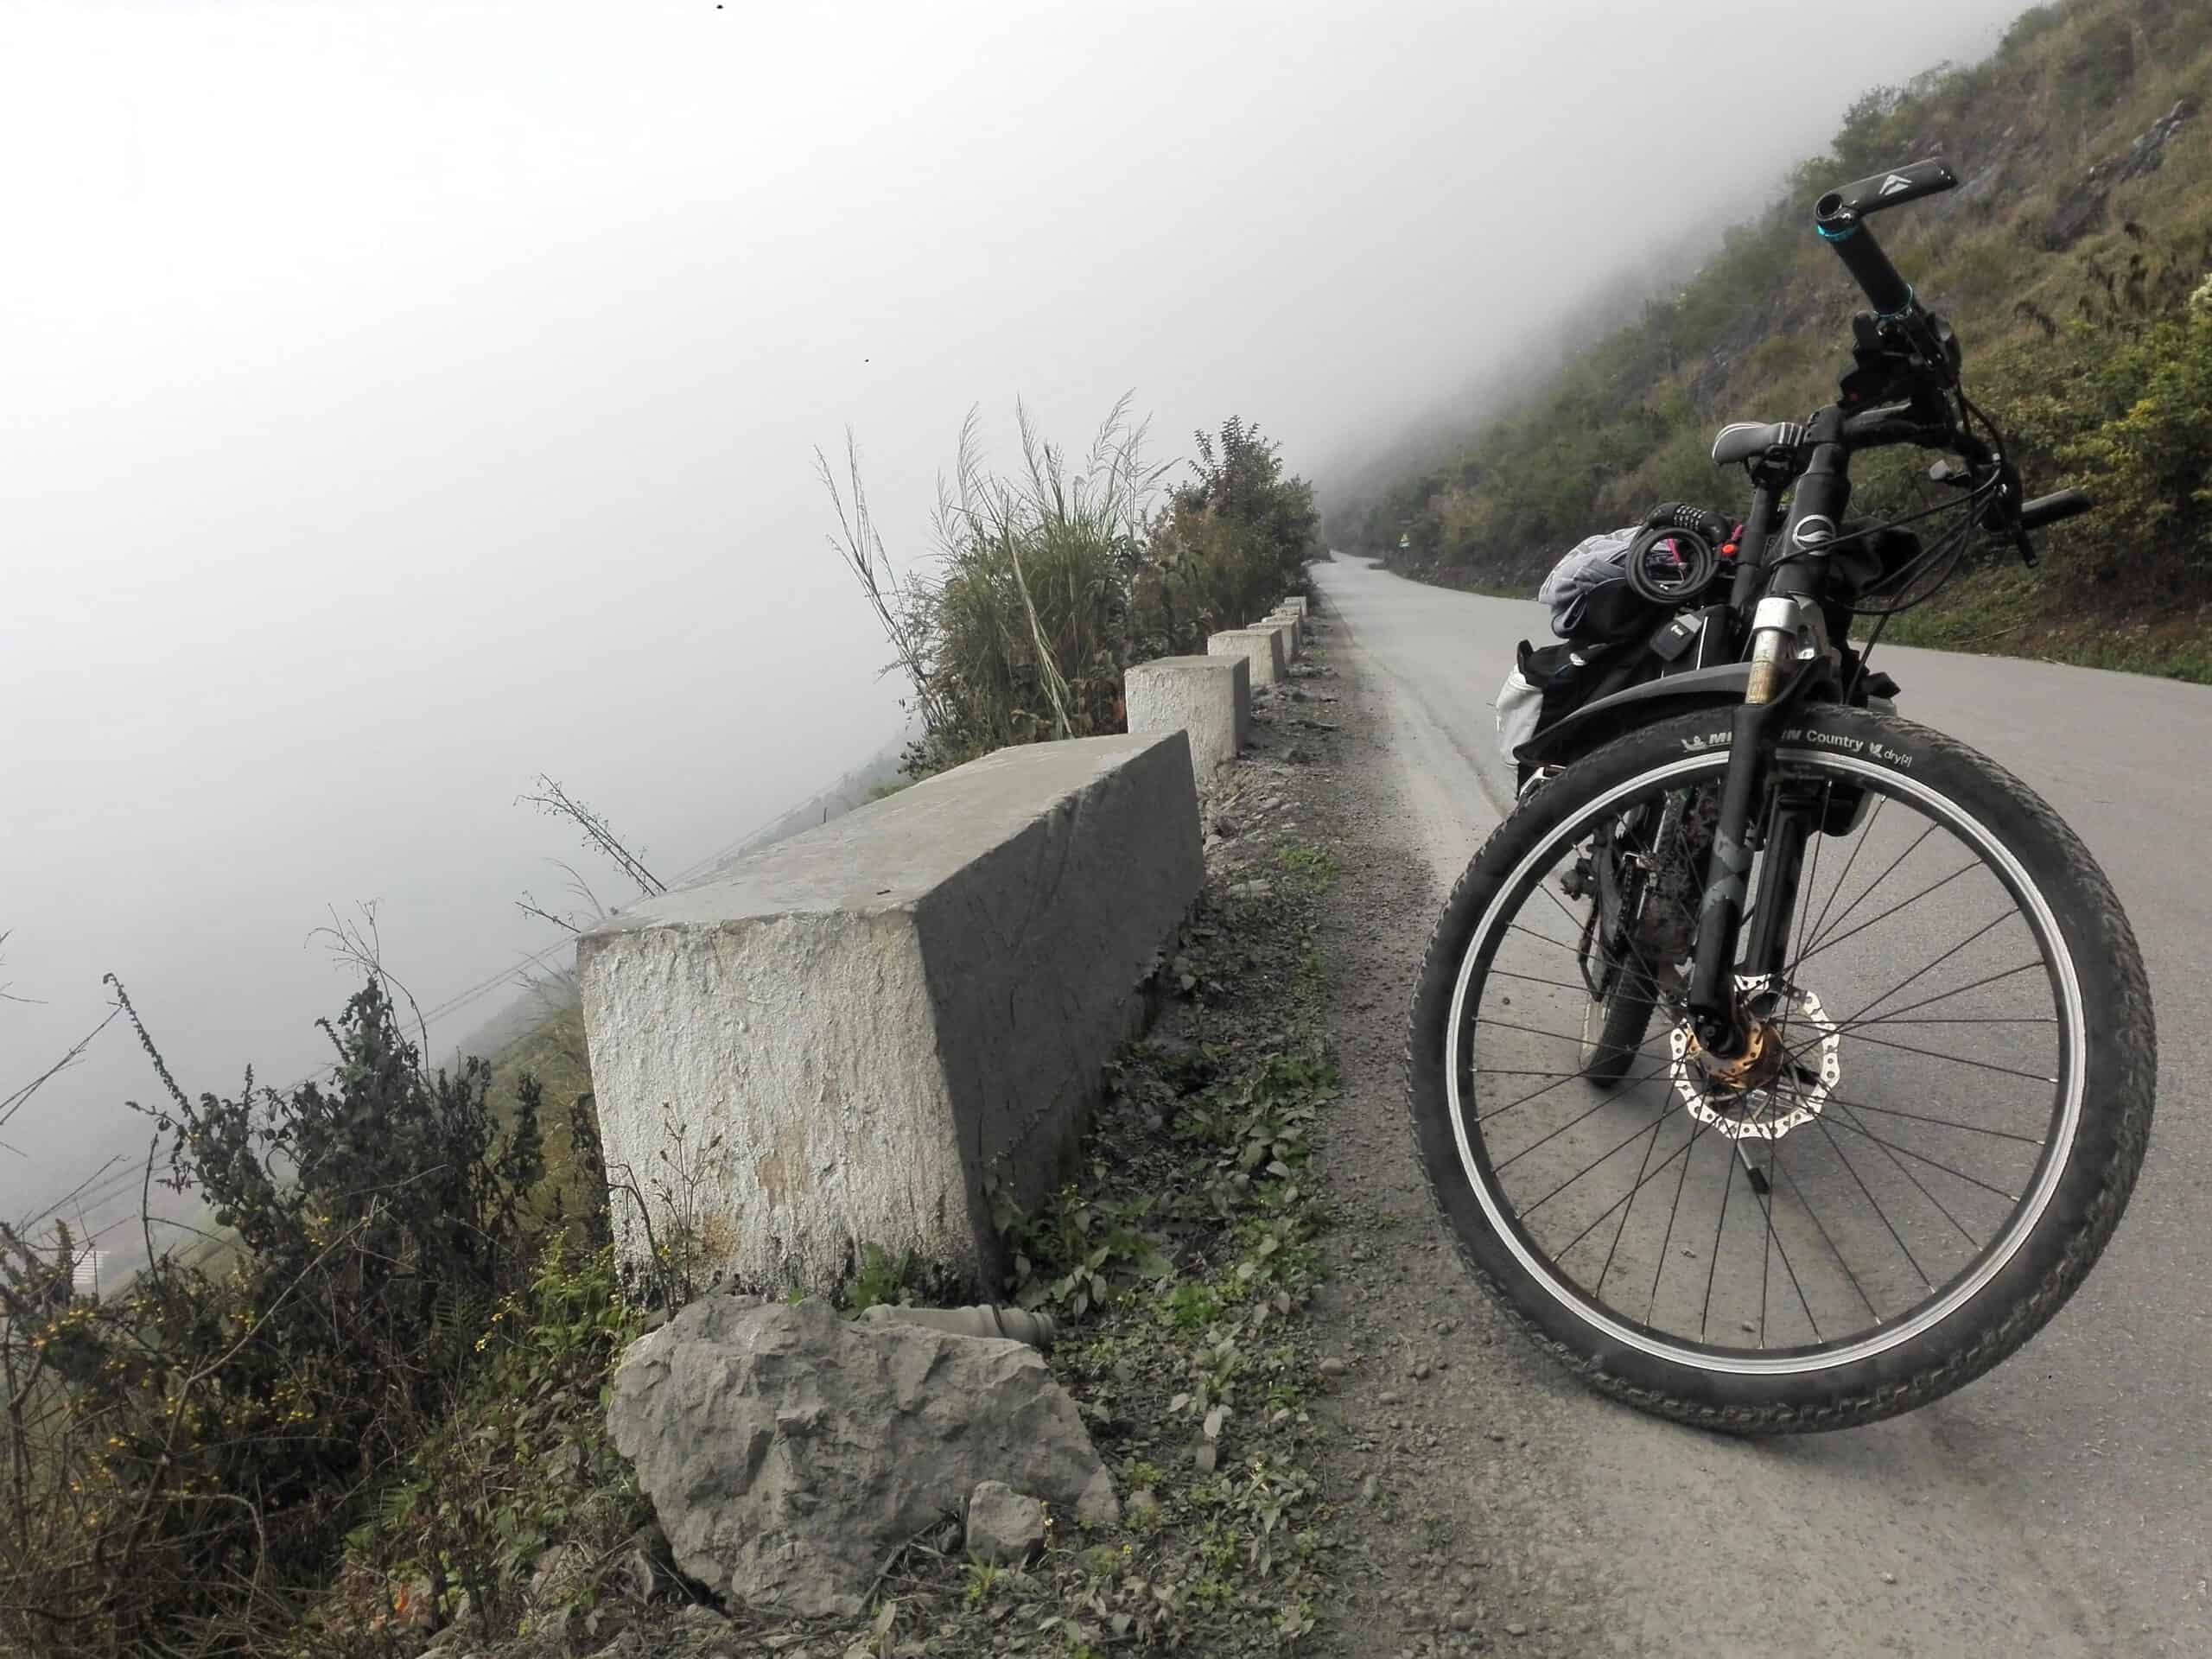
left=823, top=399, right=1319, bottom=777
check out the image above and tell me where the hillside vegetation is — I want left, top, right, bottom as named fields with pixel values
left=1331, top=0, right=2212, bottom=678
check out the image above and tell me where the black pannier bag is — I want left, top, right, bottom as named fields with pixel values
left=1495, top=526, right=1700, bottom=789
left=1492, top=517, right=1921, bottom=793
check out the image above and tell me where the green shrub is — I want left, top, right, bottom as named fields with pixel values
left=334, top=1239, right=647, bottom=1642
left=824, top=404, right=1319, bottom=779
left=0, top=977, right=574, bottom=1657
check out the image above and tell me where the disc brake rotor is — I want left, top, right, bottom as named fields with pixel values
left=1668, top=975, right=1840, bottom=1141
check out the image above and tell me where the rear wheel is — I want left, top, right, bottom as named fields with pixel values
left=1408, top=707, right=2154, bottom=1432
left=1578, top=972, right=1656, bottom=1087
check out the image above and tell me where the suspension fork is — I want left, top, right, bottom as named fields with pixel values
left=1688, top=415, right=1851, bottom=1053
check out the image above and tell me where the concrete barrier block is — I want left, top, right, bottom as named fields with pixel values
left=1252, top=617, right=1300, bottom=663
left=1278, top=596, right=1307, bottom=619
left=1125, top=654, right=1249, bottom=785
left=1208, top=627, right=1286, bottom=686
left=576, top=732, right=1204, bottom=1295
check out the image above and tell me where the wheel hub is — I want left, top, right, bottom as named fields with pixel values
left=1668, top=976, right=1839, bottom=1141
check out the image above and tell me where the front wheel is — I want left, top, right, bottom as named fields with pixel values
left=1407, top=707, right=2153, bottom=1433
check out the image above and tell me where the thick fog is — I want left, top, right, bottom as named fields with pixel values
left=2, top=0, right=2031, bottom=1248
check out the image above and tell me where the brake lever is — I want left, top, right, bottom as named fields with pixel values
left=1994, top=459, right=2038, bottom=569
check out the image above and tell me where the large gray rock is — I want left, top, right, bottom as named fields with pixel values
left=607, top=1297, right=1109, bottom=1615
left=576, top=731, right=1202, bottom=1294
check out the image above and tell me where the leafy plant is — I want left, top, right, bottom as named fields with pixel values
left=0, top=975, right=588, bottom=1658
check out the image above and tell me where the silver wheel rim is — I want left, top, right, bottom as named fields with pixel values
left=1444, top=747, right=2086, bottom=1377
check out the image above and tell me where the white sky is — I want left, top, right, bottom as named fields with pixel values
left=0, top=0, right=2030, bottom=1236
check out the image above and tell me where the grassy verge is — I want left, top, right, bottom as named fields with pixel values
left=831, top=836, right=1346, bottom=1656
left=1877, top=562, right=2212, bottom=683
left=305, top=817, right=1351, bottom=1659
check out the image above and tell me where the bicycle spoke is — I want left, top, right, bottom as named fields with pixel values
left=1521, top=1112, right=1682, bottom=1218
left=1823, top=1098, right=2045, bottom=1145
left=1834, top=957, right=2045, bottom=1029
left=1475, top=1051, right=1674, bottom=1126
left=1496, top=1080, right=1665, bottom=1173
left=1801, top=791, right=1883, bottom=959
left=1490, top=966, right=1612, bottom=995
left=1826, top=1026, right=2057, bottom=1085
left=1837, top=912, right=2025, bottom=1027
left=1592, top=1111, right=1679, bottom=1294
left=1801, top=816, right=1934, bottom=960
left=1770, top=1148, right=1873, bottom=1326
left=1814, top=1113, right=1935, bottom=1293
left=1824, top=1103, right=2018, bottom=1207
left=1792, top=859, right=1980, bottom=969
left=1504, top=921, right=1585, bottom=955
left=1477, top=1013, right=1669, bottom=1052
left=1758, top=1139, right=1822, bottom=1347
left=1647, top=1111, right=1713, bottom=1323
left=1698, top=1127, right=1738, bottom=1341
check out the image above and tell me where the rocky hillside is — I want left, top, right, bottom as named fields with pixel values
left=1329, top=0, right=2212, bottom=677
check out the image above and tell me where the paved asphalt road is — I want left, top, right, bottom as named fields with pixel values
left=1313, top=555, right=2212, bottom=1656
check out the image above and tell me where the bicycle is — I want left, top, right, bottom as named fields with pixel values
left=1406, top=159, right=2156, bottom=1433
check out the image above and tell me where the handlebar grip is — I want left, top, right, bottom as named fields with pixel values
left=2017, top=488, right=2094, bottom=531
left=1815, top=212, right=1915, bottom=317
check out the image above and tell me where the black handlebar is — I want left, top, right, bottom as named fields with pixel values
left=1814, top=159, right=1960, bottom=319
left=1815, top=215, right=1915, bottom=317
left=2018, top=488, right=2094, bottom=532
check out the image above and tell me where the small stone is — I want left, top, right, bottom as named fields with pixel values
left=1128, top=1488, right=1160, bottom=1514
left=1319, top=1357, right=1349, bottom=1378
left=965, top=1482, right=1046, bottom=1565
left=1506, top=1622, right=1529, bottom=1637
left=1076, top=1468, right=1121, bottom=1528
left=1880, top=1571, right=1897, bottom=1585
left=1362, top=1474, right=1382, bottom=1503
left=1380, top=1390, right=1402, bottom=1405
left=1213, top=816, right=1241, bottom=838
left=1452, top=1611, right=1477, bottom=1631
left=1193, top=1441, right=1217, bottom=1474
left=1412, top=1361, right=1432, bottom=1381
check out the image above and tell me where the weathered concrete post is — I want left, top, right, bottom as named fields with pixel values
left=1253, top=616, right=1300, bottom=664
left=576, top=732, right=1204, bottom=1296
left=1125, top=655, right=1249, bottom=786
left=1207, top=626, right=1287, bottom=686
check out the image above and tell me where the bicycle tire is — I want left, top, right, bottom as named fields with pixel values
left=1407, top=706, right=2153, bottom=1432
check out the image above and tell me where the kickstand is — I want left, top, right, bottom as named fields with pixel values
left=1733, top=1141, right=1772, bottom=1196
